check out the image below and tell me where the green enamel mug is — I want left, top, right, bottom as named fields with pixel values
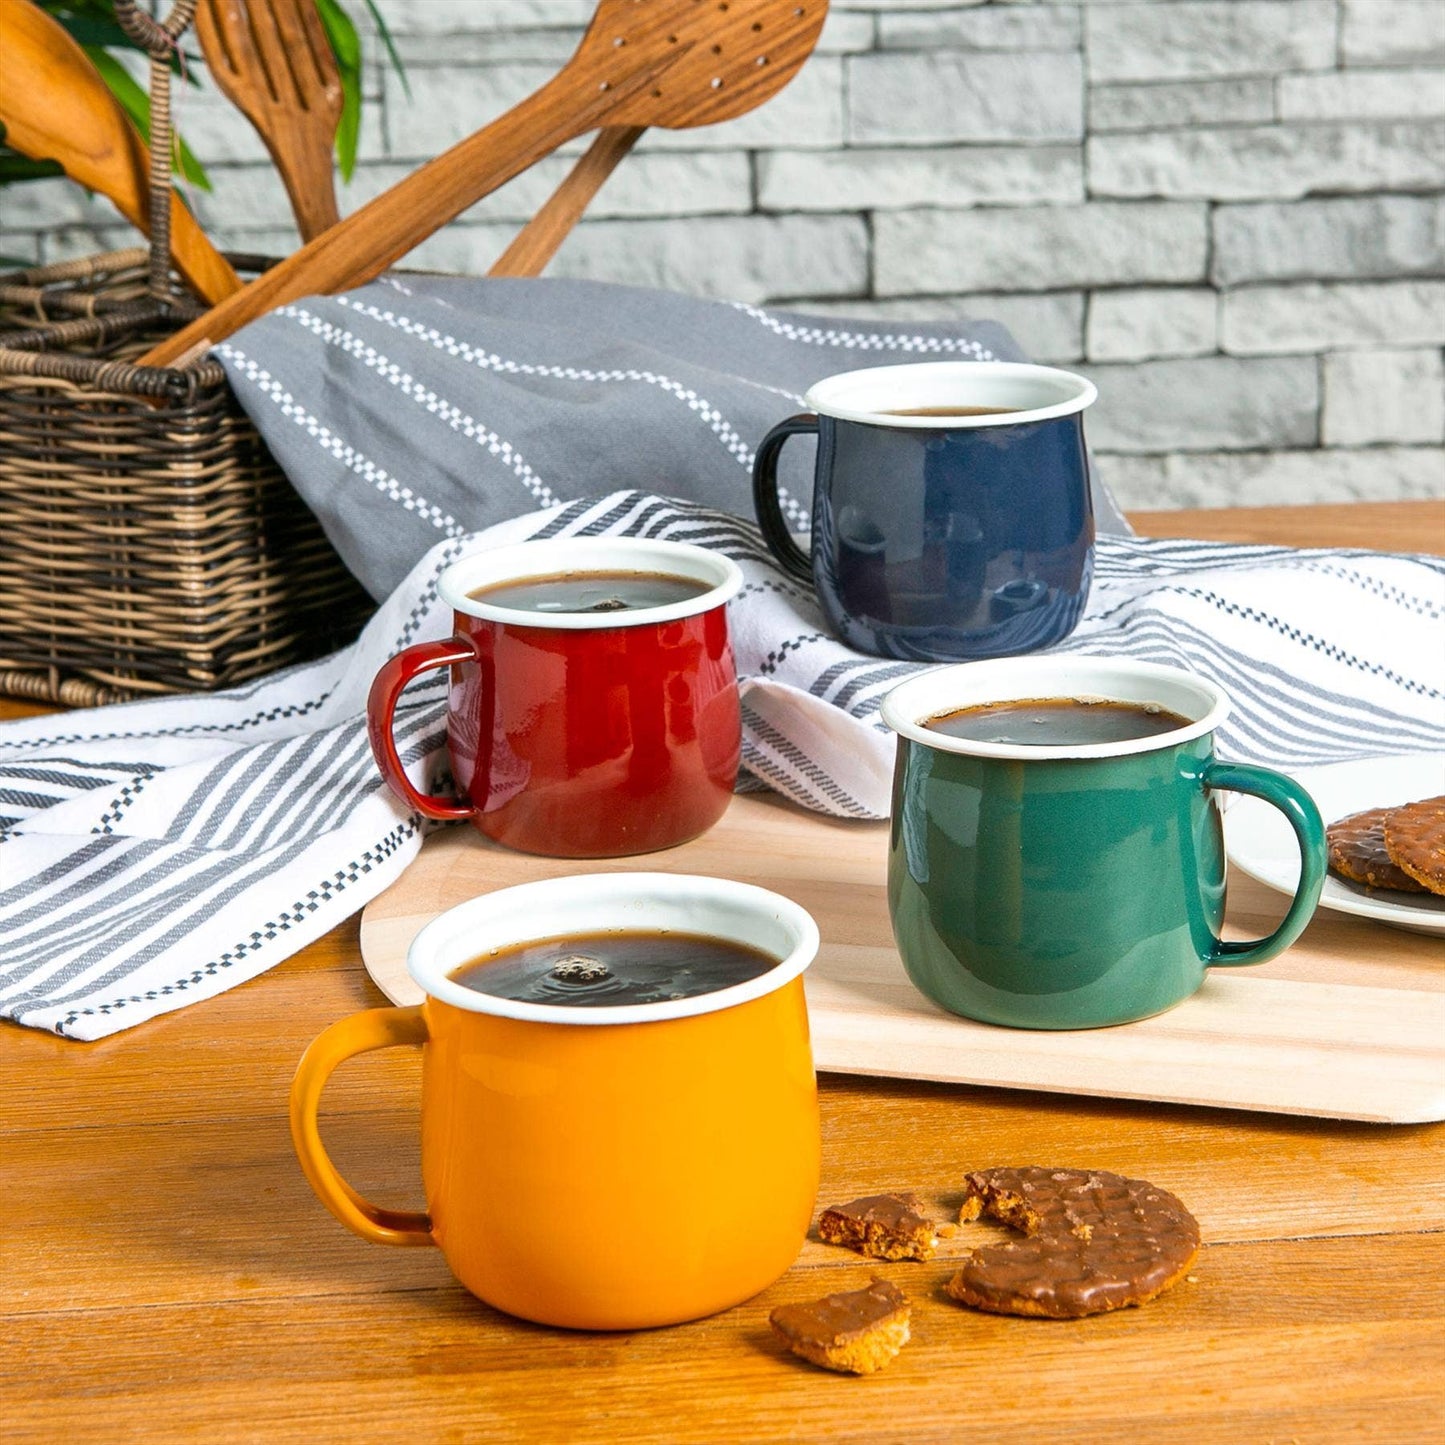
left=881, top=658, right=1327, bottom=1030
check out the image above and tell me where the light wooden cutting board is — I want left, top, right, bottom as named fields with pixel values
left=359, top=793, right=1445, bottom=1124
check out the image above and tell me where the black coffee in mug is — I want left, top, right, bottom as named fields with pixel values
left=468, top=569, right=712, bottom=614
left=925, top=696, right=1192, bottom=747
left=449, top=929, right=778, bottom=1008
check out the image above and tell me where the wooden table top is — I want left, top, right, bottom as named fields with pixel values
left=3, top=499, right=1443, bottom=1443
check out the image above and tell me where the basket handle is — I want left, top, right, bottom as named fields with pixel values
left=113, top=0, right=200, bottom=303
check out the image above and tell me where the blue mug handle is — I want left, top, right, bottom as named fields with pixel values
left=752, top=413, right=817, bottom=584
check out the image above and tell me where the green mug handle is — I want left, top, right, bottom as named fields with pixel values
left=1202, top=760, right=1326, bottom=967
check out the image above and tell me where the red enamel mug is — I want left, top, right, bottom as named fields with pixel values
left=367, top=537, right=745, bottom=858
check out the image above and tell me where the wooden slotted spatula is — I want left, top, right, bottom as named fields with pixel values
left=489, top=124, right=645, bottom=279
left=0, top=0, right=240, bottom=304
left=140, top=0, right=828, bottom=367
left=195, top=0, right=343, bottom=243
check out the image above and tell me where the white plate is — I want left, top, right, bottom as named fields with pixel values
left=1225, top=753, right=1445, bottom=936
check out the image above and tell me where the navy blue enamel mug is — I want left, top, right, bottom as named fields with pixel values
left=752, top=362, right=1099, bottom=661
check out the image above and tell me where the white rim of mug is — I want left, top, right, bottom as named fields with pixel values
left=804, top=360, right=1098, bottom=430
left=880, top=657, right=1231, bottom=761
left=438, top=537, right=744, bottom=630
left=408, top=872, right=821, bottom=1026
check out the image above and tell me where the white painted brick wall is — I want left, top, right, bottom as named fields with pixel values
left=1084, top=2, right=1338, bottom=84
left=1322, top=348, right=1445, bottom=445
left=1089, top=121, right=1444, bottom=202
left=847, top=52, right=1084, bottom=143
left=1089, top=78, right=1276, bottom=132
left=1277, top=68, right=1445, bottom=120
left=757, top=146, right=1084, bottom=210
left=1339, top=0, right=1445, bottom=67
left=874, top=203, right=1208, bottom=292
left=1087, top=288, right=1218, bottom=362
left=1212, top=197, right=1445, bottom=285
left=4, top=0, right=1442, bottom=510
left=1084, top=355, right=1320, bottom=453
left=876, top=5, right=1081, bottom=49
left=1221, top=281, right=1445, bottom=354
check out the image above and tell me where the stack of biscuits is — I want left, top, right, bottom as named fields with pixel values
left=1327, top=796, right=1445, bottom=895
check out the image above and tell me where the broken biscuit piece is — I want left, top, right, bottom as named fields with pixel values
left=769, top=1278, right=911, bottom=1375
left=818, top=1192, right=939, bottom=1261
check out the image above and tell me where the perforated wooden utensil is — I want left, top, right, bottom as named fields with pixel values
left=195, top=0, right=343, bottom=242
left=140, top=0, right=828, bottom=366
left=0, top=0, right=240, bottom=304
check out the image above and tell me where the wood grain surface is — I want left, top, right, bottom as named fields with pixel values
left=360, top=795, right=1445, bottom=1123
left=2, top=501, right=1442, bottom=1443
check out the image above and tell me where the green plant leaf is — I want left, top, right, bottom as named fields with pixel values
left=316, top=0, right=361, bottom=70
left=333, top=67, right=363, bottom=182
left=171, top=132, right=210, bottom=192
left=0, top=148, right=66, bottom=184
left=83, top=45, right=149, bottom=129
left=361, top=0, right=409, bottom=100
left=314, top=0, right=362, bottom=181
left=49, top=14, right=137, bottom=50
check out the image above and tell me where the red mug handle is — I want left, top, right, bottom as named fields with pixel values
left=366, top=637, right=479, bottom=821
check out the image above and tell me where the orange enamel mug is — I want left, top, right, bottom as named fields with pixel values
left=290, top=873, right=821, bottom=1330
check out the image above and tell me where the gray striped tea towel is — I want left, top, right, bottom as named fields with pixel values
left=2, top=491, right=1442, bottom=1040
left=212, top=274, right=1129, bottom=601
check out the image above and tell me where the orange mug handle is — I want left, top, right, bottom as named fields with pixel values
left=289, top=1006, right=435, bottom=1247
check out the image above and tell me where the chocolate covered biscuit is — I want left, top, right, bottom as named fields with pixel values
left=1327, top=806, right=1427, bottom=893
left=946, top=1166, right=1200, bottom=1319
left=1382, top=796, right=1445, bottom=896
left=769, top=1278, right=911, bottom=1374
left=818, top=1192, right=939, bottom=1261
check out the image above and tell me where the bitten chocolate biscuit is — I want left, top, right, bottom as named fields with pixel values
left=1327, top=806, right=1427, bottom=893
left=769, top=1278, right=911, bottom=1375
left=1382, top=796, right=1445, bottom=896
left=945, top=1166, right=1200, bottom=1320
left=818, top=1192, right=939, bottom=1261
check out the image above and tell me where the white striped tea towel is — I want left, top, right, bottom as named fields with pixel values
left=2, top=491, right=1442, bottom=1040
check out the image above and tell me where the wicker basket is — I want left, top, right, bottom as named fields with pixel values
left=0, top=249, right=373, bottom=705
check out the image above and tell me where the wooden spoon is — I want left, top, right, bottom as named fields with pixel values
left=195, top=0, right=343, bottom=243
left=0, top=0, right=240, bottom=305
left=489, top=125, right=645, bottom=278
left=140, top=0, right=827, bottom=367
